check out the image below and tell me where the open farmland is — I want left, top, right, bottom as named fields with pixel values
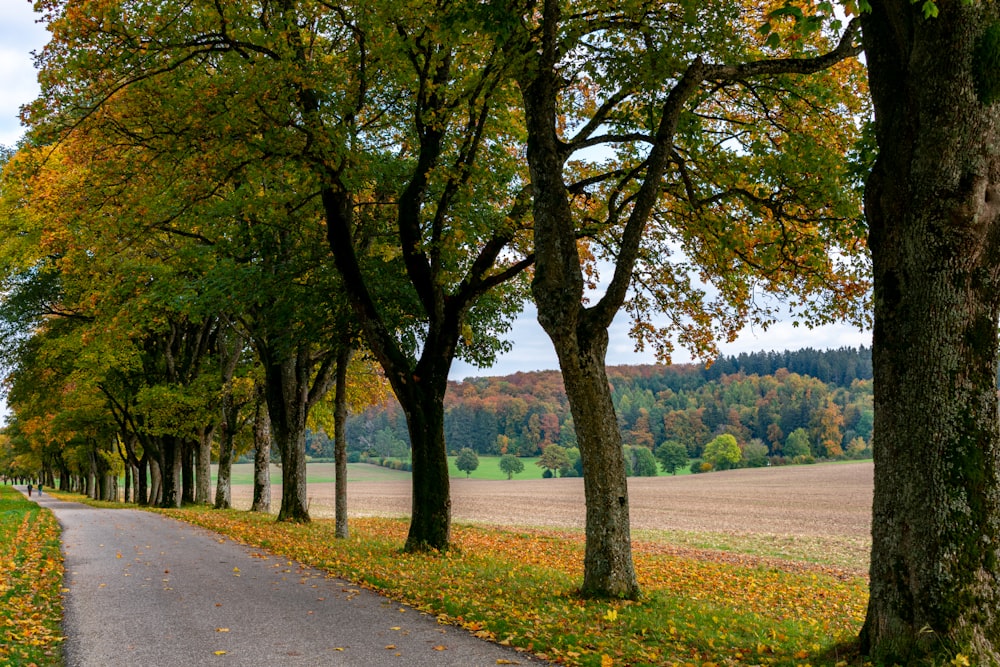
left=228, top=460, right=873, bottom=571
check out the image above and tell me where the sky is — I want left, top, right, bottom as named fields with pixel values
left=0, top=2, right=872, bottom=383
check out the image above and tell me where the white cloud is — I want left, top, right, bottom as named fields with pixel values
left=450, top=303, right=871, bottom=380
left=0, top=2, right=49, bottom=147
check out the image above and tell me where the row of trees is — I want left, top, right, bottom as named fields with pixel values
left=346, top=361, right=873, bottom=461
left=2, top=0, right=868, bottom=596
left=3, top=0, right=998, bottom=660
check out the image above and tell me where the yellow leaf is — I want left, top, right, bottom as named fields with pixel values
left=385, top=645, right=396, bottom=650
left=215, top=628, right=229, bottom=633
left=433, top=645, right=447, bottom=651
left=601, top=655, right=614, bottom=667
left=214, top=650, right=227, bottom=656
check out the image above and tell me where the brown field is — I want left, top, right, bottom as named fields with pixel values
left=230, top=461, right=873, bottom=571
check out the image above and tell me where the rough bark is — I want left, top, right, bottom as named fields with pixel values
left=181, top=439, right=195, bottom=505
left=265, top=354, right=311, bottom=522
left=334, top=346, right=354, bottom=539
left=399, top=372, right=452, bottom=552
left=262, top=344, right=336, bottom=523
left=159, top=435, right=181, bottom=508
left=557, top=330, right=639, bottom=597
left=251, top=386, right=271, bottom=514
left=195, top=426, right=214, bottom=505
left=214, top=426, right=234, bottom=510
left=860, top=3, right=1000, bottom=663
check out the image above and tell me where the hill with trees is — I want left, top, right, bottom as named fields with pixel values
left=342, top=346, right=874, bottom=470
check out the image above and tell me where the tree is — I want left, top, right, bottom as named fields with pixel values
left=702, top=434, right=741, bottom=471
left=629, top=446, right=659, bottom=477
left=656, top=441, right=689, bottom=475
left=536, top=445, right=571, bottom=477
left=859, top=2, right=1000, bottom=662
left=516, top=0, right=866, bottom=598
left=455, top=448, right=479, bottom=478
left=742, top=439, right=770, bottom=468
left=499, top=453, right=524, bottom=480
left=783, top=428, right=812, bottom=459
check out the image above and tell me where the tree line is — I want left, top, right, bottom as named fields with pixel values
left=344, top=347, right=873, bottom=464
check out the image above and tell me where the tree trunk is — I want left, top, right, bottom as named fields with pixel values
left=554, top=329, right=639, bottom=598
left=214, top=422, right=235, bottom=510
left=181, top=439, right=195, bottom=505
left=137, top=452, right=150, bottom=506
left=264, top=350, right=313, bottom=523
left=334, top=347, right=354, bottom=539
left=860, top=3, right=1000, bottom=662
left=159, top=436, right=181, bottom=508
left=399, top=372, right=451, bottom=552
left=195, top=426, right=214, bottom=505
left=251, top=385, right=271, bottom=514
left=518, top=0, right=638, bottom=599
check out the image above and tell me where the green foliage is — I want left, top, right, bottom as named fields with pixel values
left=536, top=445, right=571, bottom=477
left=455, top=448, right=480, bottom=477
left=702, top=434, right=742, bottom=471
left=498, top=453, right=524, bottom=480
left=656, top=440, right=689, bottom=475
left=742, top=439, right=770, bottom=468
left=784, top=428, right=813, bottom=459
left=628, top=446, right=659, bottom=477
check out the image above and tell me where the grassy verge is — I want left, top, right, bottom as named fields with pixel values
left=137, top=504, right=868, bottom=666
left=0, top=485, right=63, bottom=666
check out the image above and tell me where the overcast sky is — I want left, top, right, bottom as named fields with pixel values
left=1, top=3, right=871, bottom=382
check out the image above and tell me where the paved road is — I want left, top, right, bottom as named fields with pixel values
left=27, top=490, right=544, bottom=666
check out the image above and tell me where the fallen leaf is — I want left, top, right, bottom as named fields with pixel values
left=214, top=650, right=227, bottom=656
left=215, top=628, right=230, bottom=633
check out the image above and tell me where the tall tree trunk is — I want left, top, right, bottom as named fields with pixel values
left=195, top=426, right=214, bottom=505
left=554, top=329, right=638, bottom=597
left=251, top=384, right=271, bottom=513
left=398, top=372, right=451, bottom=552
left=860, top=3, right=1000, bottom=663
left=181, top=439, right=195, bottom=505
left=123, top=464, right=132, bottom=504
left=519, top=0, right=638, bottom=599
left=214, top=422, right=235, bottom=510
left=334, top=347, right=354, bottom=539
left=159, top=435, right=181, bottom=508
left=136, top=452, right=150, bottom=506
left=263, top=348, right=332, bottom=522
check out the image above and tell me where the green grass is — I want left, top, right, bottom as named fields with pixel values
left=0, top=485, right=63, bottom=666
left=448, top=455, right=544, bottom=480
left=213, top=462, right=412, bottom=485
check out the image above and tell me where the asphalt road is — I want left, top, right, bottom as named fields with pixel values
left=28, top=490, right=545, bottom=666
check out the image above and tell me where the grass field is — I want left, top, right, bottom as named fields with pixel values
left=218, top=454, right=697, bottom=484
left=0, top=485, right=63, bottom=666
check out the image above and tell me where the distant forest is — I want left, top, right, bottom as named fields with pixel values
left=317, top=347, right=875, bottom=465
